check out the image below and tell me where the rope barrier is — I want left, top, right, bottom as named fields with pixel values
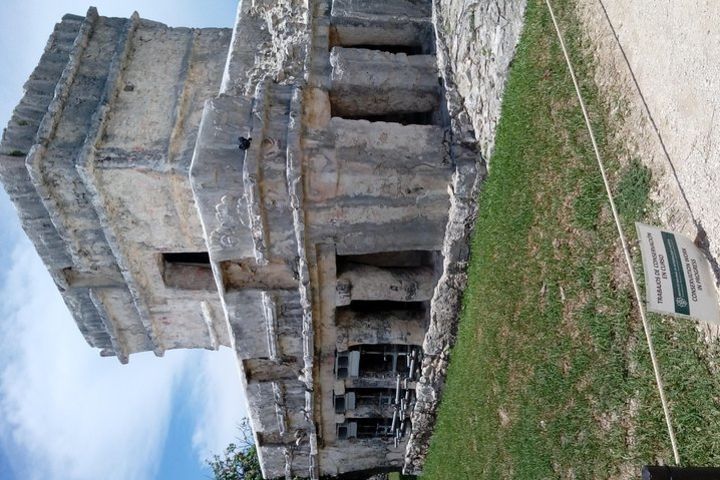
left=544, top=0, right=681, bottom=465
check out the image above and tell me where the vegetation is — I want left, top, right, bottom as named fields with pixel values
left=422, top=0, right=720, bottom=478
left=208, top=420, right=263, bottom=480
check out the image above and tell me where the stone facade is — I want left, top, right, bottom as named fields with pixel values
left=0, top=1, right=523, bottom=478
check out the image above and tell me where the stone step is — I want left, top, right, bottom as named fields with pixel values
left=52, top=28, right=80, bottom=44
left=61, top=13, right=85, bottom=23
left=2, top=124, right=37, bottom=147
left=13, top=103, right=47, bottom=123
left=31, top=55, right=70, bottom=79
left=24, top=78, right=57, bottom=97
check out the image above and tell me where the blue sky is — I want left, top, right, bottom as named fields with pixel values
left=0, top=1, right=247, bottom=479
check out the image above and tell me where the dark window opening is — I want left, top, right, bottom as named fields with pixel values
left=162, top=251, right=210, bottom=265
left=335, top=395, right=346, bottom=414
left=352, top=388, right=397, bottom=407
left=346, top=344, right=420, bottom=378
left=335, top=350, right=359, bottom=379
left=358, top=346, right=410, bottom=376
left=161, top=251, right=214, bottom=291
left=355, top=418, right=392, bottom=439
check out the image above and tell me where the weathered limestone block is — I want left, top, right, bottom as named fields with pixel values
left=225, top=290, right=270, bottom=359
left=102, top=23, right=231, bottom=162
left=330, top=18, right=433, bottom=50
left=274, top=295, right=306, bottom=358
left=62, top=267, right=124, bottom=289
left=335, top=308, right=426, bottom=348
left=246, top=381, right=286, bottom=433
left=331, top=0, right=432, bottom=21
left=221, top=259, right=298, bottom=290
left=63, top=287, right=115, bottom=350
left=189, top=95, right=256, bottom=261
left=306, top=117, right=452, bottom=255
left=436, top=0, right=526, bottom=160
left=318, top=442, right=403, bottom=476
left=307, top=119, right=450, bottom=204
left=243, top=358, right=301, bottom=384
left=330, top=48, right=439, bottom=116
left=221, top=0, right=310, bottom=96
left=337, top=264, right=435, bottom=305
left=259, top=444, right=311, bottom=480
left=90, top=287, right=153, bottom=360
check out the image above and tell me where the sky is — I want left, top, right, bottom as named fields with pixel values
left=0, top=1, right=248, bottom=479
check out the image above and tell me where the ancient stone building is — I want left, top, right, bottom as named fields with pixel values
left=0, top=0, right=523, bottom=477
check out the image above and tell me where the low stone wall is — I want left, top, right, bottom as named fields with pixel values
left=437, top=0, right=527, bottom=162
left=403, top=0, right=526, bottom=474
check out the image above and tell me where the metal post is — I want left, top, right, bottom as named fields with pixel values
left=643, top=465, right=720, bottom=480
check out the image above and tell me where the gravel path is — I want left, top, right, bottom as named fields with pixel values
left=578, top=1, right=720, bottom=259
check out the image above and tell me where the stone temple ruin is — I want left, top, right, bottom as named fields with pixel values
left=0, top=0, right=522, bottom=477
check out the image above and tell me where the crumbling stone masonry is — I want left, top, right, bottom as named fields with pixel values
left=0, top=0, right=523, bottom=478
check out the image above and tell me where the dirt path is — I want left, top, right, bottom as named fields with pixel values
left=577, top=1, right=720, bottom=264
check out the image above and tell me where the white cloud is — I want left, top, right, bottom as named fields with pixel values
left=0, top=238, right=191, bottom=480
left=0, top=234, right=247, bottom=480
left=190, top=347, right=248, bottom=462
left=0, top=1, right=246, bottom=477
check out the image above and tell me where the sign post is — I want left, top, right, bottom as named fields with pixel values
left=635, top=223, right=720, bottom=324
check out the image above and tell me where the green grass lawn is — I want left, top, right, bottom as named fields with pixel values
left=421, top=0, right=720, bottom=478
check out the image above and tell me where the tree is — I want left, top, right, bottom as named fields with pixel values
left=207, top=419, right=263, bottom=480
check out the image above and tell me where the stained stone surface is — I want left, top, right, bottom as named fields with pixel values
left=0, top=0, right=525, bottom=478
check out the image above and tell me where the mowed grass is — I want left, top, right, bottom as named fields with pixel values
left=421, top=0, right=720, bottom=478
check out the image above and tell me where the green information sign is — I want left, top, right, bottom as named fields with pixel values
left=636, top=223, right=720, bottom=324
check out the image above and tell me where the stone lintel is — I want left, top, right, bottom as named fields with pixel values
left=331, top=0, right=432, bottom=22
left=221, top=259, right=298, bottom=290
left=336, top=308, right=427, bottom=349
left=243, top=357, right=301, bottom=384
left=336, top=264, right=435, bottom=305
left=330, top=47, right=439, bottom=117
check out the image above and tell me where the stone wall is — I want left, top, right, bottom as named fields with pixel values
left=435, top=0, right=526, bottom=161
left=0, top=8, right=233, bottom=361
